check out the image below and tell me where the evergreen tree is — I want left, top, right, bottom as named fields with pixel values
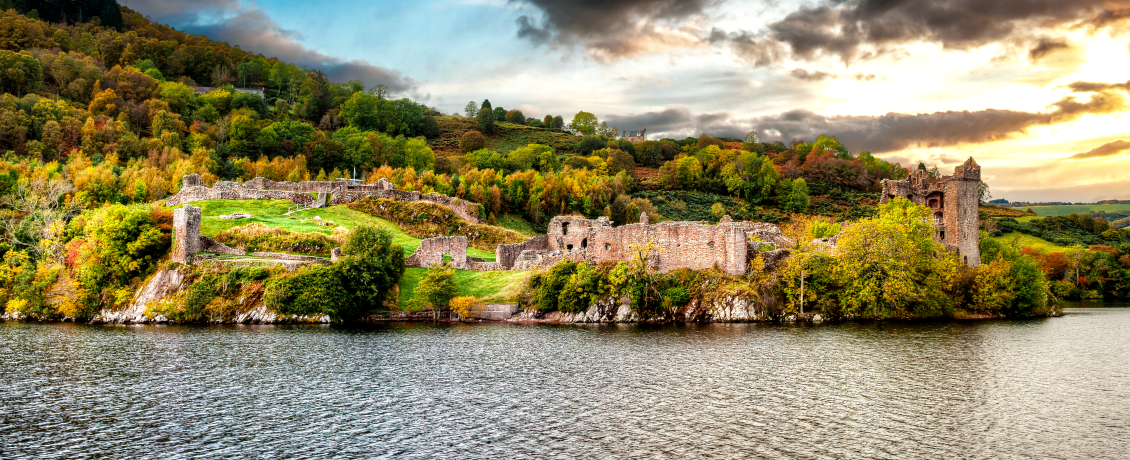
left=477, top=107, right=495, bottom=134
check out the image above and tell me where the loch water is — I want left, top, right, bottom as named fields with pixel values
left=1, top=307, right=1128, bottom=459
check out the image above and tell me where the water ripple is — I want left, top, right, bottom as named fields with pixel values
left=2, top=310, right=1129, bottom=459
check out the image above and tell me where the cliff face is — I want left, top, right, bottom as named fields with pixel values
left=89, top=268, right=331, bottom=324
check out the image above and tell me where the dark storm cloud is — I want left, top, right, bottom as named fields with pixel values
left=512, top=0, right=714, bottom=59
left=1069, top=140, right=1130, bottom=159
left=725, top=0, right=1130, bottom=65
left=607, top=80, right=1130, bottom=152
left=1028, top=38, right=1069, bottom=61
left=515, top=0, right=1130, bottom=63
left=119, top=0, right=415, bottom=93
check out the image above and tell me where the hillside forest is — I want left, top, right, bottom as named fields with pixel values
left=0, top=3, right=1127, bottom=322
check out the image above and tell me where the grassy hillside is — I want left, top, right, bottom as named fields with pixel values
left=980, top=206, right=1035, bottom=218
left=167, top=199, right=497, bottom=260
left=1027, top=203, right=1130, bottom=217
left=988, top=233, right=1072, bottom=254
left=398, top=267, right=529, bottom=307
left=431, top=116, right=579, bottom=154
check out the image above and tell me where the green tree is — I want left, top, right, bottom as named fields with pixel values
left=505, top=109, right=525, bottom=124
left=464, top=101, right=478, bottom=118
left=570, top=111, right=598, bottom=135
left=336, top=224, right=405, bottom=318
left=158, top=81, right=196, bottom=114
left=476, top=107, right=495, bottom=133
left=340, top=91, right=381, bottom=130
left=0, top=50, right=42, bottom=96
left=831, top=198, right=958, bottom=318
left=402, top=137, right=435, bottom=171
left=302, top=70, right=333, bottom=122
left=415, top=263, right=458, bottom=319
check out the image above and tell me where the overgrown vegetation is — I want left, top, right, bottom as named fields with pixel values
left=214, top=223, right=345, bottom=257
left=347, top=197, right=527, bottom=251
left=263, top=224, right=404, bottom=321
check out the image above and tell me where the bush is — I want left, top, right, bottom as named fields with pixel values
left=505, top=109, right=525, bottom=124
left=450, top=296, right=481, bottom=318
left=460, top=130, right=485, bottom=153
left=533, top=260, right=576, bottom=311
left=264, top=225, right=404, bottom=321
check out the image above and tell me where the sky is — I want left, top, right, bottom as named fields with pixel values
left=118, top=0, right=1130, bottom=202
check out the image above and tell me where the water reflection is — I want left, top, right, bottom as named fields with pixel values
left=1, top=309, right=1128, bottom=459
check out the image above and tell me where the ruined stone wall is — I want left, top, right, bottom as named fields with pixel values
left=172, top=205, right=202, bottom=263
left=165, top=175, right=481, bottom=223
left=200, top=236, right=245, bottom=256
left=539, top=216, right=749, bottom=275
left=406, top=236, right=470, bottom=269
left=496, top=235, right=550, bottom=269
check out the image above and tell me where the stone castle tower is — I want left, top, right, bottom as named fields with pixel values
left=880, top=157, right=981, bottom=267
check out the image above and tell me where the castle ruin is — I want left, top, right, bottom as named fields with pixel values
left=167, top=174, right=482, bottom=223
left=880, top=157, right=982, bottom=267
left=405, top=213, right=790, bottom=275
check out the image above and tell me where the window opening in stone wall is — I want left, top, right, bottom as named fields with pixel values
left=581, top=238, right=588, bottom=249
left=605, top=243, right=612, bottom=251
left=708, top=241, right=715, bottom=249
left=566, top=244, right=573, bottom=251
left=442, top=254, right=453, bottom=263
left=562, top=222, right=569, bottom=235
left=940, top=231, right=946, bottom=241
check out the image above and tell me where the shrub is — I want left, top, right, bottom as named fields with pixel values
left=533, top=260, right=576, bottom=312
left=557, top=262, right=602, bottom=313
left=450, top=296, right=481, bottom=318
left=505, top=109, right=525, bottom=124
left=264, top=225, right=404, bottom=321
left=460, top=130, right=485, bottom=153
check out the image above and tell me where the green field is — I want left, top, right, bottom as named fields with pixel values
left=988, top=233, right=1072, bottom=253
left=168, top=199, right=495, bottom=260
left=398, top=267, right=528, bottom=307
left=1026, top=203, right=1130, bottom=217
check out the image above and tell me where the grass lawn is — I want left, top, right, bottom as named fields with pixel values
left=398, top=267, right=528, bottom=307
left=168, top=199, right=496, bottom=260
left=1026, top=203, right=1130, bottom=217
left=988, top=233, right=1072, bottom=253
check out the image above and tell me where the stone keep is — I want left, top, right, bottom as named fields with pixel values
left=880, top=157, right=981, bottom=267
left=172, top=205, right=202, bottom=264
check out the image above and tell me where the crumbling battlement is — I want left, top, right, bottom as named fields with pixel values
left=166, top=174, right=481, bottom=223
left=880, top=157, right=981, bottom=267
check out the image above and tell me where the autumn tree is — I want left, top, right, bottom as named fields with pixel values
left=415, top=263, right=458, bottom=320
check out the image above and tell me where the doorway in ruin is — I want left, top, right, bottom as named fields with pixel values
left=562, top=222, right=570, bottom=235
